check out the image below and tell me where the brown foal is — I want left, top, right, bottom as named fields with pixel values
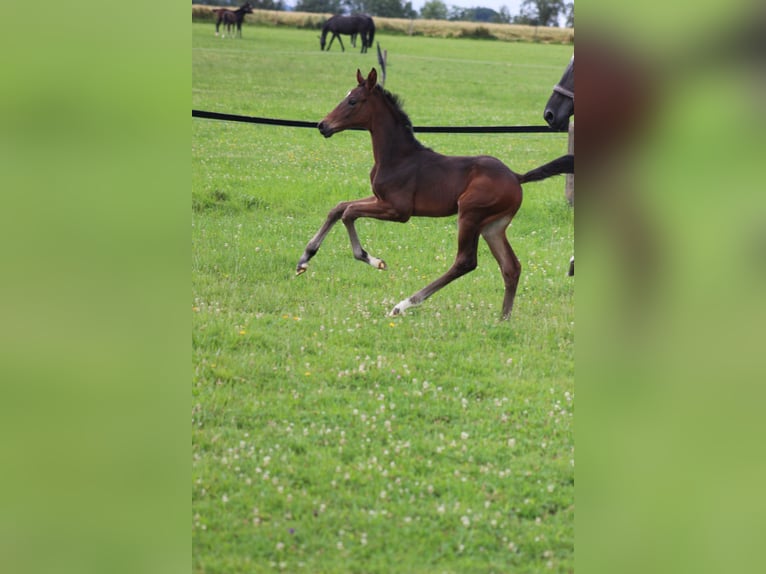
left=297, top=68, right=567, bottom=319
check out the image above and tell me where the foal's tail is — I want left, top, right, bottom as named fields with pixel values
left=518, top=154, right=574, bottom=184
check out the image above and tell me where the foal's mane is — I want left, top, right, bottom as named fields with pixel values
left=374, top=85, right=429, bottom=150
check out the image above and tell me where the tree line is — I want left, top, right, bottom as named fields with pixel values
left=193, top=0, right=574, bottom=27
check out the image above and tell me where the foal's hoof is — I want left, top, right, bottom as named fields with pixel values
left=367, top=255, right=387, bottom=270
left=389, top=298, right=412, bottom=317
left=296, top=264, right=308, bottom=276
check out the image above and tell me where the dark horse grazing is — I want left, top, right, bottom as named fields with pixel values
left=542, top=55, right=575, bottom=275
left=297, top=69, right=572, bottom=319
left=213, top=3, right=253, bottom=38
left=320, top=15, right=375, bottom=53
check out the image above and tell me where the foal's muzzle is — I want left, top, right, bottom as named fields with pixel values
left=317, top=121, right=334, bottom=138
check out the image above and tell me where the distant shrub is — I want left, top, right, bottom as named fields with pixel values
left=192, top=6, right=215, bottom=22
left=460, top=26, right=496, bottom=40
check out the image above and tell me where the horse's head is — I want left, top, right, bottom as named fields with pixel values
left=544, top=56, right=574, bottom=130
left=318, top=68, right=378, bottom=138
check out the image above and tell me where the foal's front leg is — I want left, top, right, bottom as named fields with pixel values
left=296, top=196, right=396, bottom=275
left=296, top=199, right=349, bottom=275
left=340, top=197, right=402, bottom=270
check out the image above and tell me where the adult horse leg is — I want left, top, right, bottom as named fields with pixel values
left=390, top=212, right=481, bottom=316
left=481, top=215, right=522, bottom=319
left=329, top=33, right=345, bottom=52
left=215, top=13, right=222, bottom=36
left=360, top=31, right=368, bottom=53
left=296, top=196, right=400, bottom=274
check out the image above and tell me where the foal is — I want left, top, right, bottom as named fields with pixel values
left=214, top=3, right=253, bottom=38
left=297, top=68, right=568, bottom=319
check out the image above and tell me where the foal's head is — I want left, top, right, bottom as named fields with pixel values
left=318, top=68, right=415, bottom=138
left=318, top=68, right=383, bottom=138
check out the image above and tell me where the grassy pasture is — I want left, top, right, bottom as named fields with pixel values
left=193, top=22, right=573, bottom=573
left=192, top=7, right=574, bottom=44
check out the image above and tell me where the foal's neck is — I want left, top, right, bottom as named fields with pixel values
left=369, top=98, right=421, bottom=167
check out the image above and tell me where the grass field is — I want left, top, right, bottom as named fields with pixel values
left=193, top=22, right=574, bottom=573
left=192, top=7, right=574, bottom=44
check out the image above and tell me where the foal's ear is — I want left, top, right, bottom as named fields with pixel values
left=366, top=68, right=378, bottom=90
left=356, top=69, right=365, bottom=85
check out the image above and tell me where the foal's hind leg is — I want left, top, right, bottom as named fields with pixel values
left=481, top=215, right=521, bottom=319
left=390, top=215, right=481, bottom=316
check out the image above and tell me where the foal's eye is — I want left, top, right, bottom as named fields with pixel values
left=348, top=98, right=357, bottom=106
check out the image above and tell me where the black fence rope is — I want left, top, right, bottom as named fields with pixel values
left=192, top=109, right=565, bottom=134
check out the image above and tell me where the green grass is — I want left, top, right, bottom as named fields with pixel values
left=192, top=7, right=574, bottom=44
left=193, top=23, right=573, bottom=573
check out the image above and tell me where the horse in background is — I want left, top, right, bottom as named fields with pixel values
left=544, top=55, right=574, bottom=131
left=213, top=3, right=253, bottom=38
left=320, top=15, right=375, bottom=53
left=542, top=56, right=575, bottom=275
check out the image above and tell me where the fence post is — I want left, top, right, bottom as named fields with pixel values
left=377, top=43, right=387, bottom=87
left=565, top=120, right=574, bottom=206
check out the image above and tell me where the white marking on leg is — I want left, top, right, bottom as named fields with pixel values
left=368, top=256, right=386, bottom=270
left=389, top=298, right=413, bottom=316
